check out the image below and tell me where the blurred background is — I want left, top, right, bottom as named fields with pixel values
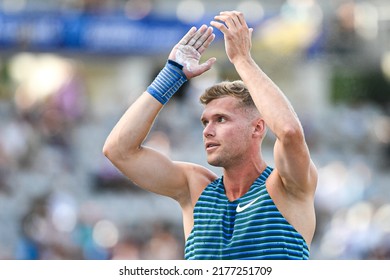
left=0, top=0, right=389, bottom=260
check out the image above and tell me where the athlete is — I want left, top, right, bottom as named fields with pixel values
left=103, top=11, right=318, bottom=259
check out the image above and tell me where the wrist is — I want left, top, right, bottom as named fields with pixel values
left=147, top=60, right=188, bottom=105
left=232, top=55, right=253, bottom=67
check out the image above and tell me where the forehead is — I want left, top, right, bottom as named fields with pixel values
left=201, top=96, right=242, bottom=118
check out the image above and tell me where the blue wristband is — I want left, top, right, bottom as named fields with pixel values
left=147, top=60, right=188, bottom=105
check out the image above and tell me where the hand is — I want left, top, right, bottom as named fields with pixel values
left=168, top=25, right=216, bottom=79
left=211, top=11, right=253, bottom=64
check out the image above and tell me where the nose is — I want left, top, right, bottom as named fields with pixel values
left=203, top=123, right=215, bottom=138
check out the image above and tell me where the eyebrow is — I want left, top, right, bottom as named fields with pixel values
left=200, top=113, right=228, bottom=123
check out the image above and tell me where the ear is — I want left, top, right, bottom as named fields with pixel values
left=252, top=118, right=266, bottom=139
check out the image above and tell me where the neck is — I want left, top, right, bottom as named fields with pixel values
left=222, top=159, right=267, bottom=201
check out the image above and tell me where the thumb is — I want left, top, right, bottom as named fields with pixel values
left=184, top=57, right=217, bottom=78
left=199, top=57, right=217, bottom=73
left=198, top=57, right=217, bottom=75
left=199, top=57, right=217, bottom=72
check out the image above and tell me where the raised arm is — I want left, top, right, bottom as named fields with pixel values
left=211, top=11, right=317, bottom=199
left=103, top=25, right=216, bottom=204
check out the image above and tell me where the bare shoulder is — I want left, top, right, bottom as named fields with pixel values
left=175, top=161, right=218, bottom=206
left=174, top=162, right=217, bottom=239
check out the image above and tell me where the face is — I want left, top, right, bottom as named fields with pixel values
left=200, top=96, right=260, bottom=168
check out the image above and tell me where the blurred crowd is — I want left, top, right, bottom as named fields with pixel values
left=0, top=0, right=390, bottom=260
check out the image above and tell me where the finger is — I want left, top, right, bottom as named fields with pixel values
left=198, top=57, right=217, bottom=73
left=183, top=57, right=216, bottom=79
left=187, top=24, right=208, bottom=46
left=196, top=33, right=215, bottom=54
left=179, top=26, right=197, bottom=45
left=213, top=15, right=238, bottom=31
left=235, top=11, right=248, bottom=28
left=193, top=26, right=214, bottom=51
left=219, top=11, right=247, bottom=28
left=225, top=17, right=237, bottom=29
left=210, top=20, right=228, bottom=34
left=219, top=10, right=242, bottom=17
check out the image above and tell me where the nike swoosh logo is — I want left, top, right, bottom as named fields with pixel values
left=236, top=196, right=261, bottom=213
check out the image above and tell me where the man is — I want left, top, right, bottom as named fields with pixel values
left=103, top=11, right=318, bottom=259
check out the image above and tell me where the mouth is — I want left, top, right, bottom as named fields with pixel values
left=205, top=143, right=220, bottom=151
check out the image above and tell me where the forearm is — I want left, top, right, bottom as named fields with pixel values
left=211, top=11, right=303, bottom=140
left=104, top=58, right=190, bottom=158
left=103, top=92, right=163, bottom=159
left=104, top=24, right=215, bottom=160
left=234, top=57, right=303, bottom=140
left=235, top=57, right=314, bottom=192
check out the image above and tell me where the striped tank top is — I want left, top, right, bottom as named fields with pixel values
left=184, top=166, right=309, bottom=260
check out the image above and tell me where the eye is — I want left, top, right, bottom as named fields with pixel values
left=201, top=120, right=209, bottom=127
left=217, top=116, right=226, bottom=123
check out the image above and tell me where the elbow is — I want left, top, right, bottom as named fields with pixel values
left=102, top=138, right=119, bottom=161
left=102, top=140, right=113, bottom=159
left=279, top=123, right=304, bottom=144
left=102, top=137, right=139, bottom=162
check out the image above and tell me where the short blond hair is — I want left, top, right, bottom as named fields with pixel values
left=199, top=80, right=255, bottom=108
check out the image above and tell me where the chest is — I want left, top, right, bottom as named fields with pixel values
left=193, top=185, right=284, bottom=242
